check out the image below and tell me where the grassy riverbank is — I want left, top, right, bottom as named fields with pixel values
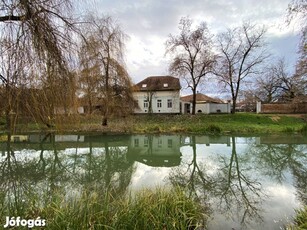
left=1, top=113, right=307, bottom=134
left=1, top=187, right=205, bottom=229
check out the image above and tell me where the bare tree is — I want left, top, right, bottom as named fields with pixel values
left=256, top=58, right=305, bottom=102
left=255, top=62, right=284, bottom=103
left=166, top=17, right=216, bottom=115
left=287, top=0, right=307, bottom=78
left=271, top=58, right=304, bottom=101
left=215, top=23, right=268, bottom=114
left=79, top=15, right=133, bottom=125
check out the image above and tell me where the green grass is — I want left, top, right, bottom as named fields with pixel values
left=287, top=206, right=307, bottom=230
left=299, top=124, right=307, bottom=133
left=0, top=186, right=206, bottom=229
left=1, top=113, right=306, bottom=134
left=130, top=113, right=306, bottom=134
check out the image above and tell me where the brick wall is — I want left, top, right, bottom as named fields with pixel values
left=258, top=102, right=307, bottom=113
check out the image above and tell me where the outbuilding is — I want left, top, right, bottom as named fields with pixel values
left=180, top=93, right=231, bottom=114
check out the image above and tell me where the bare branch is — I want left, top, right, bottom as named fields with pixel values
left=214, top=22, right=268, bottom=113
left=166, top=17, right=215, bottom=114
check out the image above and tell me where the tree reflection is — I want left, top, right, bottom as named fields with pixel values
left=0, top=133, right=36, bottom=216
left=79, top=138, right=135, bottom=196
left=169, top=136, right=211, bottom=202
left=0, top=133, right=135, bottom=217
left=248, top=137, right=307, bottom=205
left=169, top=136, right=265, bottom=228
left=212, top=136, right=264, bottom=226
left=169, top=135, right=307, bottom=228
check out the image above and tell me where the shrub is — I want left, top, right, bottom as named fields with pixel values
left=206, top=124, right=221, bottom=134
left=299, top=124, right=307, bottom=133
left=283, top=127, right=295, bottom=133
left=0, top=116, right=6, bottom=126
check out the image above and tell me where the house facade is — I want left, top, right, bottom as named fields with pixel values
left=133, top=76, right=181, bottom=114
left=181, top=93, right=231, bottom=114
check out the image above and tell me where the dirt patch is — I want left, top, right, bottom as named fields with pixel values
left=270, top=116, right=281, bottom=122
left=269, top=114, right=307, bottom=122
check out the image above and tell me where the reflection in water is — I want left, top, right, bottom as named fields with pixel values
left=0, top=133, right=306, bottom=229
left=0, top=133, right=135, bottom=218
left=249, top=136, right=307, bottom=205
left=127, top=135, right=182, bottom=167
left=169, top=135, right=307, bottom=230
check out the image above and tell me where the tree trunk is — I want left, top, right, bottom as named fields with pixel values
left=231, top=98, right=236, bottom=114
left=148, top=92, right=153, bottom=114
left=5, top=81, right=12, bottom=133
left=192, top=89, right=197, bottom=115
left=102, top=55, right=110, bottom=126
left=102, top=116, right=108, bottom=126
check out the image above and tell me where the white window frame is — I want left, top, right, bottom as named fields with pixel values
left=168, top=139, right=173, bottom=148
left=144, top=138, right=148, bottom=147
left=157, top=99, right=162, bottom=108
left=167, top=99, right=172, bottom=108
left=144, top=100, right=148, bottom=108
left=158, top=138, right=162, bottom=148
left=134, top=138, right=139, bottom=147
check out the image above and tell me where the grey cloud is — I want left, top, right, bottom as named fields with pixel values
left=95, top=0, right=291, bottom=37
left=90, top=0, right=299, bottom=81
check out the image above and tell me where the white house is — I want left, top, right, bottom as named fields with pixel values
left=133, top=76, right=181, bottom=114
left=181, top=93, right=231, bottom=114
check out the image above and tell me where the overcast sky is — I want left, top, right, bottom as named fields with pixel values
left=83, top=0, right=300, bottom=93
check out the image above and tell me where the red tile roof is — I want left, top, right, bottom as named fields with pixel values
left=181, top=93, right=224, bottom=103
left=134, top=76, right=180, bottom=91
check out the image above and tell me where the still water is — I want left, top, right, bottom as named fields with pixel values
left=1, top=133, right=306, bottom=229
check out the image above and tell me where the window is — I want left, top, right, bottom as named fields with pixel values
left=144, top=100, right=148, bottom=108
left=158, top=138, right=162, bottom=148
left=157, top=99, right=162, bottom=108
left=168, top=139, right=173, bottom=148
left=142, top=84, right=147, bottom=88
left=167, top=99, right=172, bottom=108
left=144, top=138, right=148, bottom=147
left=134, top=138, right=139, bottom=147
left=163, top=83, right=168, bottom=88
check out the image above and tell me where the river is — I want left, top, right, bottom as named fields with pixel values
left=0, top=133, right=306, bottom=229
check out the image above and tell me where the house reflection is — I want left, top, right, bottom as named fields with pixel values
left=181, top=135, right=231, bottom=146
left=127, top=135, right=182, bottom=167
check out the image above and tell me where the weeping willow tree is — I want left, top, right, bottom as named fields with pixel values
left=0, top=0, right=79, bottom=132
left=78, top=15, right=135, bottom=126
